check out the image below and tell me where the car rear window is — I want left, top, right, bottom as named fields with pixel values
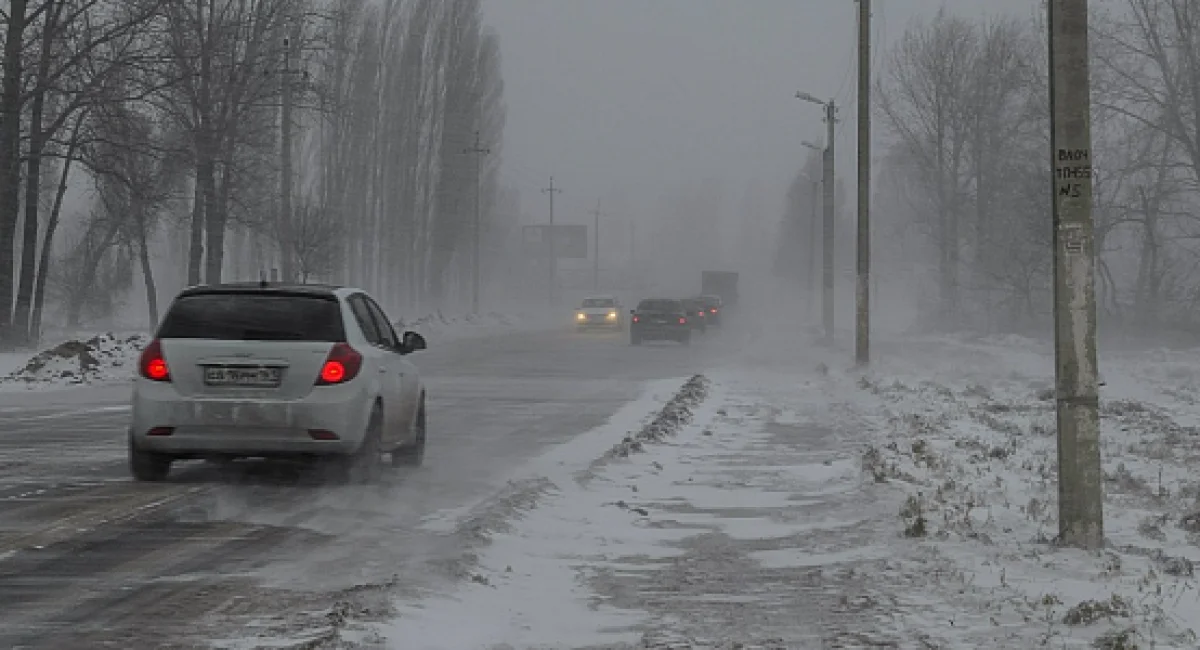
left=157, top=293, right=346, bottom=341
left=638, top=299, right=680, bottom=312
left=582, top=298, right=614, bottom=308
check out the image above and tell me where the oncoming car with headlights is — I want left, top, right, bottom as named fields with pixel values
left=575, top=295, right=623, bottom=331
left=128, top=282, right=428, bottom=484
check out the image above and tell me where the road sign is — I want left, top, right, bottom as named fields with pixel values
left=522, top=224, right=588, bottom=259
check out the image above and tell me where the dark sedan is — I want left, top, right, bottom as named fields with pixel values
left=630, top=298, right=692, bottom=346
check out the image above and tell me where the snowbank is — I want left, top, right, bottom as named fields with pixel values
left=855, top=334, right=1200, bottom=648
left=1, top=333, right=149, bottom=387
left=393, top=311, right=525, bottom=342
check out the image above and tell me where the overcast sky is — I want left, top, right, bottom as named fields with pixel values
left=483, top=0, right=1040, bottom=233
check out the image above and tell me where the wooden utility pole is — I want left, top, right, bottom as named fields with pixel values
left=1049, top=0, right=1103, bottom=549
left=542, top=177, right=562, bottom=305
left=855, top=0, right=872, bottom=365
left=464, top=131, right=490, bottom=313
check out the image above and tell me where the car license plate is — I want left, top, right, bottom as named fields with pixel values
left=203, top=366, right=282, bottom=388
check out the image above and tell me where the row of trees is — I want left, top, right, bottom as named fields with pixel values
left=775, top=3, right=1200, bottom=336
left=0, top=0, right=507, bottom=346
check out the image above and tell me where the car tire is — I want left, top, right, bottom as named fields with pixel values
left=335, top=406, right=384, bottom=484
left=129, top=439, right=172, bottom=482
left=392, top=399, right=426, bottom=468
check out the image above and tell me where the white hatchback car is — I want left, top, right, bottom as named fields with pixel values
left=128, top=283, right=428, bottom=483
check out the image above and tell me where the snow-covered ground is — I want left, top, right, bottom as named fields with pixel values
left=852, top=334, right=1200, bottom=649
left=0, top=312, right=539, bottom=391
left=355, top=329, right=1200, bottom=649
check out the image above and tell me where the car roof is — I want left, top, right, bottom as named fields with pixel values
left=639, top=297, right=681, bottom=303
left=582, top=294, right=616, bottom=300
left=177, top=282, right=357, bottom=300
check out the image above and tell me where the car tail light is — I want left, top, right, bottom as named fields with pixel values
left=316, top=343, right=363, bottom=385
left=633, top=316, right=639, bottom=323
left=308, top=429, right=340, bottom=440
left=147, top=426, right=175, bottom=436
left=138, top=339, right=171, bottom=382
left=710, top=308, right=718, bottom=313
left=679, top=317, right=687, bottom=324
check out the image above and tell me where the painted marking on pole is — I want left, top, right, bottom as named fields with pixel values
left=1060, top=223, right=1085, bottom=255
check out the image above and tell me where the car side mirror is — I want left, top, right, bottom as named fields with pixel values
left=401, top=331, right=427, bottom=353
left=629, top=309, right=635, bottom=315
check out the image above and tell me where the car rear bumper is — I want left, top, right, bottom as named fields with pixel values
left=632, top=325, right=689, bottom=339
left=129, top=379, right=372, bottom=457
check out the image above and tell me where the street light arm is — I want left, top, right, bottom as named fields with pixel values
left=795, top=91, right=826, bottom=107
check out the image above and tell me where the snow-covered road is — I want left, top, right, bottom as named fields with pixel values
left=0, top=325, right=737, bottom=649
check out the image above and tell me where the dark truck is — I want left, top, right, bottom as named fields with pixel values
left=701, top=271, right=739, bottom=308
left=630, top=298, right=692, bottom=346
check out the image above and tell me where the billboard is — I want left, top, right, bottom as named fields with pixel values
left=522, top=224, right=588, bottom=259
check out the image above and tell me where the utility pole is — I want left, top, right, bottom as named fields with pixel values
left=542, top=177, right=562, bottom=305
left=464, top=131, right=490, bottom=313
left=277, top=11, right=306, bottom=283
left=591, top=199, right=604, bottom=291
left=856, top=0, right=872, bottom=366
left=1049, top=0, right=1103, bottom=549
left=798, top=92, right=839, bottom=344
left=823, top=102, right=836, bottom=346
left=802, top=141, right=823, bottom=310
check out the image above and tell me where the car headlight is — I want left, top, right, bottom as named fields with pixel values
left=606, top=311, right=617, bottom=320
left=576, top=312, right=586, bottom=320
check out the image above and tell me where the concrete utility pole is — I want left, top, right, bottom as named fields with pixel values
left=856, top=0, right=872, bottom=366
left=591, top=199, right=604, bottom=291
left=802, top=141, right=822, bottom=309
left=542, top=177, right=562, bottom=305
left=1048, top=0, right=1103, bottom=549
left=798, top=92, right=838, bottom=344
left=464, top=131, right=490, bottom=313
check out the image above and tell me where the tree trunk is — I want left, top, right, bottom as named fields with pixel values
left=0, top=0, right=28, bottom=342
left=65, top=223, right=122, bottom=328
left=189, top=164, right=208, bottom=285
left=205, top=142, right=236, bottom=285
left=31, top=113, right=84, bottom=344
left=16, top=0, right=64, bottom=343
left=137, top=213, right=158, bottom=328
left=16, top=104, right=47, bottom=343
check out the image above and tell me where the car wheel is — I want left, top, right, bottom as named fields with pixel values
left=335, top=406, right=384, bottom=483
left=392, top=399, right=426, bottom=468
left=129, top=439, right=172, bottom=482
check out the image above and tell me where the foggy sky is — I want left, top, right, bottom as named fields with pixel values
left=483, top=0, right=1038, bottom=239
